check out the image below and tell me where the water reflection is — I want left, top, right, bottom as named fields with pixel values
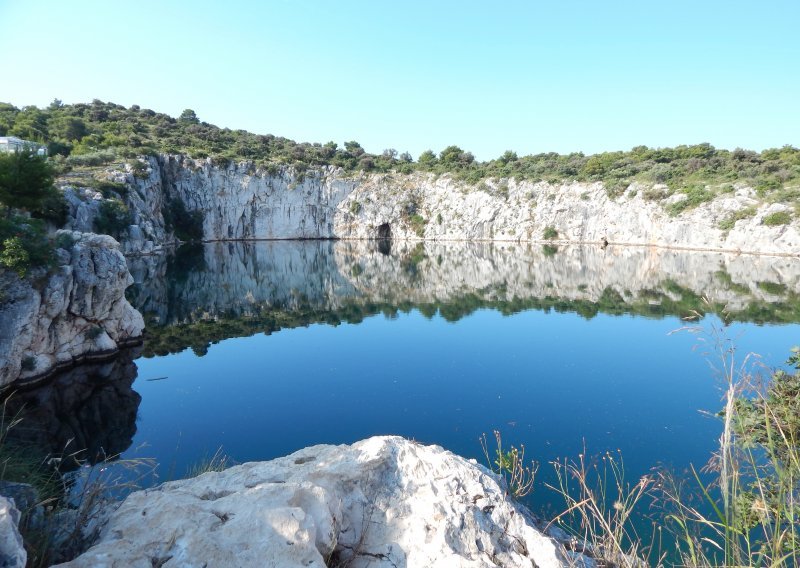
left=3, top=348, right=141, bottom=470
left=126, top=241, right=800, bottom=357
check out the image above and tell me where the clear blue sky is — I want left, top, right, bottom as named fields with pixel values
left=1, top=1, right=797, bottom=159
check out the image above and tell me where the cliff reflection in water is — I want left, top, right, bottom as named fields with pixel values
left=3, top=348, right=142, bottom=470
left=126, top=241, right=800, bottom=358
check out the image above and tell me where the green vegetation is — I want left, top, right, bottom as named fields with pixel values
left=665, top=184, right=715, bottom=216
left=162, top=198, right=204, bottom=242
left=0, top=216, right=57, bottom=277
left=93, top=198, right=131, bottom=238
left=543, top=226, right=558, bottom=240
left=1, top=100, right=798, bottom=216
left=489, top=343, right=800, bottom=567
left=541, top=244, right=559, bottom=257
left=480, top=431, right=536, bottom=499
left=0, top=148, right=68, bottom=277
left=762, top=210, right=792, bottom=226
left=718, top=206, right=757, bottom=230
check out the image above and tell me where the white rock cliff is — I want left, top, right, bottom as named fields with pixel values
left=0, top=232, right=144, bottom=389
left=101, top=155, right=800, bottom=256
left=59, top=436, right=584, bottom=568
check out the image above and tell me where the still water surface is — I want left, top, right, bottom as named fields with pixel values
left=12, top=240, right=800, bottom=512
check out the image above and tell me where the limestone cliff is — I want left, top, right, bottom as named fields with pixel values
left=0, top=232, right=144, bottom=389
left=83, top=154, right=800, bottom=255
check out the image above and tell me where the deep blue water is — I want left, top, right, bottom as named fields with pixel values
left=121, top=241, right=799, bottom=514
left=8, top=240, right=800, bottom=517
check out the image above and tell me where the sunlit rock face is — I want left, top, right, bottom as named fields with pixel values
left=2, top=348, right=141, bottom=469
left=58, top=436, right=579, bottom=568
left=102, top=155, right=800, bottom=255
left=0, top=232, right=144, bottom=389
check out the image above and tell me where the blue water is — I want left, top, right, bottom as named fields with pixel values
left=126, top=266, right=799, bottom=513
left=10, top=240, right=800, bottom=520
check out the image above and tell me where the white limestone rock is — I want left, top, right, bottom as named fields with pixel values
left=94, top=155, right=800, bottom=256
left=0, top=496, right=26, bottom=568
left=59, top=436, right=577, bottom=568
left=0, top=231, right=144, bottom=389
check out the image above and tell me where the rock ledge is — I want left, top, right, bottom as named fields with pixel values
left=59, top=436, right=585, bottom=568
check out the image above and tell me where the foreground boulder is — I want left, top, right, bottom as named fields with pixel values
left=0, top=231, right=144, bottom=388
left=59, top=436, right=581, bottom=567
left=0, top=495, right=26, bottom=568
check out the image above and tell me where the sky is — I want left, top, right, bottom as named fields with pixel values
left=1, top=0, right=798, bottom=160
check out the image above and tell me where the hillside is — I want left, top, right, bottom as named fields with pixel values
left=2, top=99, right=799, bottom=207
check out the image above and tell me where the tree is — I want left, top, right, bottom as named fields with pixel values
left=418, top=150, right=438, bottom=167
left=0, top=148, right=56, bottom=217
left=344, top=141, right=365, bottom=157
left=178, top=109, right=200, bottom=124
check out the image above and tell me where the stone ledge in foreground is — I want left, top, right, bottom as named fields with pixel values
left=57, top=436, right=591, bottom=568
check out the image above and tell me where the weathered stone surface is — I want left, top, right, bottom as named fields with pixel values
left=95, top=156, right=800, bottom=255
left=0, top=232, right=144, bottom=389
left=0, top=496, right=26, bottom=568
left=60, top=436, right=577, bottom=568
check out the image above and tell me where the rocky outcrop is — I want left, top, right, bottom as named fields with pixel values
left=0, top=232, right=144, bottom=389
left=0, top=496, right=26, bottom=568
left=59, top=436, right=584, bottom=568
left=89, top=155, right=800, bottom=255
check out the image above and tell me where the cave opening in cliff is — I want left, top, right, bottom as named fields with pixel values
left=377, top=223, right=392, bottom=255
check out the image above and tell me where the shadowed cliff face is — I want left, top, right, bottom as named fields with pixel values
left=126, top=241, right=800, bottom=357
left=3, top=348, right=142, bottom=470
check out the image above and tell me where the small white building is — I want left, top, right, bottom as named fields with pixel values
left=0, top=136, right=47, bottom=156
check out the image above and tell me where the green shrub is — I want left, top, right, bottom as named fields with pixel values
left=163, top=198, right=204, bottom=241
left=543, top=226, right=558, bottom=240
left=0, top=217, right=54, bottom=276
left=65, top=149, right=116, bottom=167
left=408, top=214, right=426, bottom=237
left=757, top=281, right=788, bottom=295
left=349, top=201, right=361, bottom=215
left=762, top=210, right=791, bottom=226
left=85, top=326, right=104, bottom=340
left=54, top=232, right=75, bottom=250
left=642, top=187, right=669, bottom=201
left=718, top=206, right=756, bottom=230
left=755, top=177, right=781, bottom=197
left=94, top=199, right=131, bottom=238
left=20, top=355, right=36, bottom=371
left=0, top=237, right=30, bottom=276
left=666, top=185, right=714, bottom=216
left=542, top=244, right=558, bottom=256
left=86, top=179, right=127, bottom=199
left=129, top=160, right=149, bottom=178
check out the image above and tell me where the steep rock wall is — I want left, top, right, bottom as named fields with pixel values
left=0, top=232, right=145, bottom=389
left=105, top=155, right=800, bottom=255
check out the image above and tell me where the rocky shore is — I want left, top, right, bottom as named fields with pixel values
left=0, top=231, right=144, bottom=389
left=44, top=437, right=589, bottom=568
